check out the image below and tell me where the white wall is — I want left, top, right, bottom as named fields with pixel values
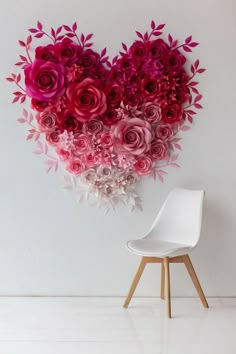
left=0, top=0, right=236, bottom=296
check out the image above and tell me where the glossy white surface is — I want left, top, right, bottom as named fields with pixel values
left=0, top=297, right=235, bottom=354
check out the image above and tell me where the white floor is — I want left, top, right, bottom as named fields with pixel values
left=0, top=297, right=235, bottom=354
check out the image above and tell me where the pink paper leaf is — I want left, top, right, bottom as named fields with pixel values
left=26, top=134, right=34, bottom=140
left=181, top=125, right=191, bottom=131
left=17, top=118, right=26, bottom=123
left=171, top=163, right=180, bottom=168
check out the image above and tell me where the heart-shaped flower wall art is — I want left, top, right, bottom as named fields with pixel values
left=7, top=20, right=205, bottom=211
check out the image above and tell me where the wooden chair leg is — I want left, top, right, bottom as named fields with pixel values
left=160, top=262, right=165, bottom=299
left=163, top=257, right=171, bottom=318
left=183, top=254, right=209, bottom=308
left=123, top=257, right=146, bottom=308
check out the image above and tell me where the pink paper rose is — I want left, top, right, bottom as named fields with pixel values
left=37, top=111, right=57, bottom=131
left=46, top=130, right=61, bottom=146
left=149, top=140, right=167, bottom=160
left=142, top=102, right=161, bottom=124
left=56, top=148, right=70, bottom=161
left=134, top=156, right=153, bottom=175
left=100, top=132, right=113, bottom=149
left=66, top=158, right=85, bottom=175
left=74, top=134, right=90, bottom=153
left=24, top=59, right=65, bottom=101
left=111, top=118, right=152, bottom=156
left=83, top=119, right=104, bottom=136
left=156, top=124, right=173, bottom=141
left=66, top=78, right=107, bottom=122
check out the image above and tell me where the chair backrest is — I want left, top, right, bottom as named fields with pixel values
left=147, top=188, right=205, bottom=247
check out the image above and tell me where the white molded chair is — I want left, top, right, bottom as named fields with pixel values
left=123, top=188, right=209, bottom=318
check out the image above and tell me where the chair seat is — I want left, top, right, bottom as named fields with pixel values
left=126, top=239, right=191, bottom=257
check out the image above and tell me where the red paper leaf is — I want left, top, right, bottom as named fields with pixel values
left=122, top=42, right=127, bottom=52
left=26, top=35, right=32, bottom=45
left=185, top=35, right=192, bottom=44
left=56, top=26, right=62, bottom=34
left=195, top=95, right=202, bottom=102
left=63, top=25, right=71, bottom=31
left=197, top=68, right=206, bottom=73
left=66, top=33, right=75, bottom=38
left=20, top=96, right=26, bottom=103
left=13, top=91, right=22, bottom=96
left=143, top=31, right=148, bottom=41
left=152, top=31, right=162, bottom=36
left=37, top=21, right=43, bottom=31
left=18, top=40, right=26, bottom=47
left=188, top=42, right=199, bottom=47
left=72, top=22, right=77, bottom=31
left=15, top=62, right=25, bottom=66
left=191, top=87, right=199, bottom=94
left=171, top=40, right=178, bottom=48
left=168, top=34, right=173, bottom=43
left=6, top=77, right=14, bottom=82
left=56, top=35, right=64, bottom=41
left=100, top=47, right=107, bottom=57
left=17, top=118, right=26, bottom=123
left=80, top=33, right=85, bottom=43
left=185, top=110, right=196, bottom=115
left=34, top=32, right=44, bottom=38
left=51, top=27, right=56, bottom=38
left=28, top=28, right=38, bottom=33
left=194, top=103, right=203, bottom=109
left=183, top=45, right=192, bottom=52
left=194, top=59, right=199, bottom=69
left=156, top=24, right=165, bottom=30
left=20, top=55, right=28, bottom=61
left=86, top=33, right=93, bottom=41
left=188, top=81, right=198, bottom=86
left=151, top=20, right=155, bottom=29
left=188, top=116, right=193, bottom=124
left=136, top=31, right=143, bottom=40
left=112, top=55, right=118, bottom=64
left=190, top=64, right=195, bottom=74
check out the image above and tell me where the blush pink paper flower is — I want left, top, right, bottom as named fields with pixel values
left=66, top=158, right=85, bottom=175
left=134, top=156, right=153, bottom=175
left=111, top=118, right=152, bottom=156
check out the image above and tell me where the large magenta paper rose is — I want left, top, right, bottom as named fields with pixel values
left=66, top=78, right=107, bottom=122
left=111, top=118, right=152, bottom=155
left=24, top=59, right=65, bottom=101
